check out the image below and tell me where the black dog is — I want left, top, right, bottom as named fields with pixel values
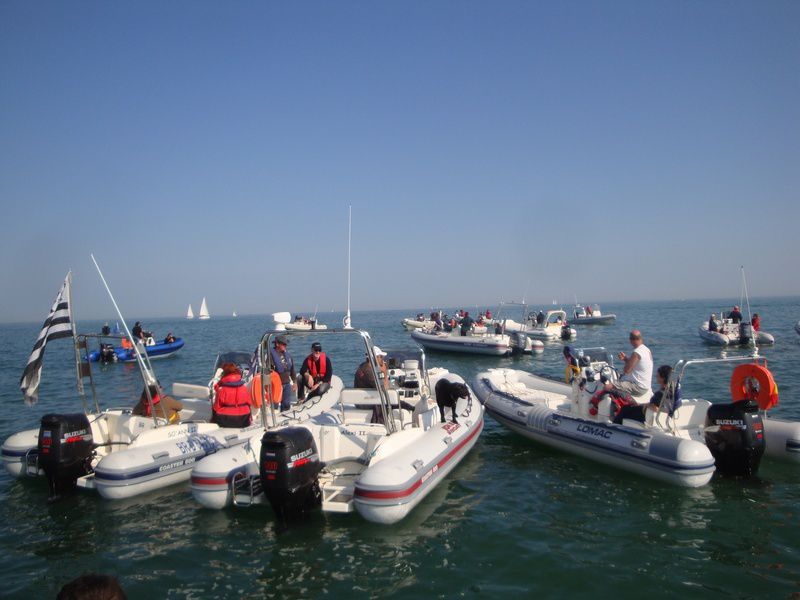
left=434, top=379, right=470, bottom=424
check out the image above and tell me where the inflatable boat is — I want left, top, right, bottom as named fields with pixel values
left=410, top=328, right=512, bottom=356
left=504, top=309, right=576, bottom=341
left=191, top=333, right=484, bottom=525
left=572, top=304, right=616, bottom=325
left=86, top=336, right=185, bottom=362
left=698, top=320, right=774, bottom=346
left=473, top=352, right=799, bottom=487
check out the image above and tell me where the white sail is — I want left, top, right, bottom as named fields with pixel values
left=198, top=297, right=210, bottom=320
left=232, top=310, right=237, bottom=318
left=186, top=305, right=194, bottom=319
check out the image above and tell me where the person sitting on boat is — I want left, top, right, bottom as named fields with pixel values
left=132, top=321, right=145, bottom=340
left=751, top=313, right=761, bottom=332
left=563, top=346, right=580, bottom=383
left=445, top=317, right=457, bottom=332
left=459, top=311, right=475, bottom=336
left=708, top=314, right=719, bottom=333
left=164, top=332, right=176, bottom=344
left=270, top=335, right=297, bottom=411
left=536, top=311, right=545, bottom=325
left=729, top=305, right=743, bottom=324
left=354, top=346, right=388, bottom=389
left=211, top=362, right=253, bottom=428
left=299, top=342, right=333, bottom=401
left=101, top=322, right=111, bottom=336
left=433, top=314, right=444, bottom=332
left=610, top=330, right=653, bottom=401
left=485, top=309, right=492, bottom=320
left=494, top=321, right=504, bottom=335
left=132, top=384, right=183, bottom=423
left=586, top=305, right=593, bottom=316
left=613, top=365, right=672, bottom=424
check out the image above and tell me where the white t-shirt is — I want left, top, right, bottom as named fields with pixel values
left=623, top=344, right=653, bottom=391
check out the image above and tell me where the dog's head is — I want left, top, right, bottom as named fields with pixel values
left=450, top=382, right=470, bottom=399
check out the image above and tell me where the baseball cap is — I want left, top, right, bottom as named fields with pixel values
left=373, top=346, right=387, bottom=357
left=311, top=342, right=322, bottom=351
left=275, top=335, right=288, bottom=345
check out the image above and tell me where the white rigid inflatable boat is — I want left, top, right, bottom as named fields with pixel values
left=191, top=332, right=484, bottom=525
left=504, top=309, right=576, bottom=341
left=572, top=304, right=616, bottom=325
left=402, top=316, right=434, bottom=330
left=473, top=351, right=800, bottom=487
left=699, top=319, right=775, bottom=346
left=410, top=328, right=512, bottom=356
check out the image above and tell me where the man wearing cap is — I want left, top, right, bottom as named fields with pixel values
left=299, top=342, right=333, bottom=401
left=354, top=346, right=388, bottom=389
left=270, top=335, right=297, bottom=411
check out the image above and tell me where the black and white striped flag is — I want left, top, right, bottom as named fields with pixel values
left=19, top=273, right=75, bottom=405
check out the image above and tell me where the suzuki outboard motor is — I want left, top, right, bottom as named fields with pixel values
left=37, top=413, right=94, bottom=498
left=704, top=400, right=765, bottom=477
left=260, top=427, right=322, bottom=520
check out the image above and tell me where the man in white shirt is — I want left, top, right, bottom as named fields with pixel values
left=614, top=329, right=653, bottom=401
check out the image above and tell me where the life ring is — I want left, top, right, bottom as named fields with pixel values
left=729, top=362, right=779, bottom=411
left=250, top=371, right=283, bottom=407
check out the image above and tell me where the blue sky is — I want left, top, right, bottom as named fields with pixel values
left=1, top=1, right=798, bottom=322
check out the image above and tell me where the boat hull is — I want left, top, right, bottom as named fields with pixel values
left=572, top=315, right=616, bottom=325
left=93, top=423, right=261, bottom=500
left=472, top=371, right=716, bottom=488
left=86, top=338, right=185, bottom=362
left=698, top=326, right=775, bottom=346
left=354, top=410, right=484, bottom=524
left=410, top=330, right=511, bottom=356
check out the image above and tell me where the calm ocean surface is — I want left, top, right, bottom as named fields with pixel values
left=1, top=299, right=799, bottom=599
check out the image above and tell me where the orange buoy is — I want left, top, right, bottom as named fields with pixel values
left=730, top=362, right=779, bottom=411
left=250, top=371, right=283, bottom=407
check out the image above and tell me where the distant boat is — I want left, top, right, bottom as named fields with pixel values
left=186, top=304, right=194, bottom=319
left=232, top=310, right=237, bottom=318
left=198, top=297, right=210, bottom=320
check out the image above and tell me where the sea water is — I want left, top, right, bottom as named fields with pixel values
left=0, top=298, right=799, bottom=598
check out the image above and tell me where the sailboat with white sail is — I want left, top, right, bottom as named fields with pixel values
left=198, top=297, right=210, bottom=320
left=186, top=305, right=194, bottom=319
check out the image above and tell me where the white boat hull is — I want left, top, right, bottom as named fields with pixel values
left=410, top=329, right=511, bottom=356
left=698, top=324, right=775, bottom=346
left=285, top=322, right=328, bottom=331
left=572, top=314, right=616, bottom=325
left=472, top=370, right=716, bottom=487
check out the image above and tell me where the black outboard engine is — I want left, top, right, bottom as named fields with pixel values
left=37, top=413, right=94, bottom=498
left=99, top=343, right=117, bottom=364
left=260, top=427, right=322, bottom=520
left=704, top=400, right=765, bottom=477
left=560, top=324, right=572, bottom=340
left=739, top=323, right=753, bottom=346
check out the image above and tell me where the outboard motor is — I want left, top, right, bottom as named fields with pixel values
left=37, top=413, right=94, bottom=498
left=560, top=325, right=572, bottom=340
left=704, top=400, right=765, bottom=477
left=739, top=323, right=753, bottom=346
left=509, top=332, right=527, bottom=355
left=99, top=343, right=117, bottom=364
left=260, top=427, right=322, bottom=520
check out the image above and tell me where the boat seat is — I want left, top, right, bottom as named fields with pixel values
left=341, top=409, right=374, bottom=424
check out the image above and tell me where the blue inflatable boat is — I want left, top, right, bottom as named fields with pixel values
left=86, top=337, right=185, bottom=363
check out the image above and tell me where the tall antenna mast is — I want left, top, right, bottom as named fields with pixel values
left=343, top=205, right=353, bottom=329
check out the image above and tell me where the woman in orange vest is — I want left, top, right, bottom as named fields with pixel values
left=212, top=363, right=254, bottom=428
